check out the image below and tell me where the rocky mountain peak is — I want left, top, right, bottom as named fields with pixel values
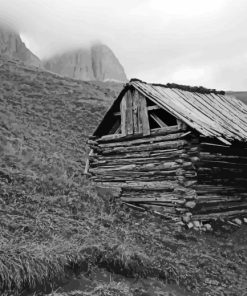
left=0, top=25, right=128, bottom=82
left=0, top=26, right=41, bottom=67
left=43, top=43, right=128, bottom=82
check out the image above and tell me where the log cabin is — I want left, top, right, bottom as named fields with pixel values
left=86, top=79, right=247, bottom=222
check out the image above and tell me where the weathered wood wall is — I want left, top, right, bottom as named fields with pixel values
left=88, top=125, right=199, bottom=221
left=192, top=139, right=247, bottom=221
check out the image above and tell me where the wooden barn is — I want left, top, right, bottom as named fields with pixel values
left=86, top=79, right=247, bottom=222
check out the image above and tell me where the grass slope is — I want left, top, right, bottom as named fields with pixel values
left=227, top=91, right=247, bottom=105
left=1, top=56, right=247, bottom=296
left=0, top=55, right=122, bottom=193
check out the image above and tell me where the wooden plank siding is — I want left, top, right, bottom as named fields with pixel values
left=88, top=125, right=199, bottom=221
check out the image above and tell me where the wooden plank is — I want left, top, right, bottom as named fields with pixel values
left=177, top=119, right=187, bottom=130
left=121, top=202, right=147, bottom=211
left=84, top=149, right=93, bottom=175
left=140, top=95, right=150, bottom=136
left=100, top=139, right=188, bottom=155
left=115, top=125, right=121, bottom=134
left=114, top=105, right=161, bottom=116
left=136, top=91, right=143, bottom=133
left=192, top=208, right=247, bottom=221
left=126, top=91, right=134, bottom=135
left=92, top=149, right=185, bottom=162
left=147, top=105, right=161, bottom=111
left=98, top=133, right=122, bottom=141
left=120, top=95, right=127, bottom=136
left=109, top=119, right=121, bottom=134
left=97, top=125, right=183, bottom=142
left=141, top=204, right=177, bottom=214
left=132, top=90, right=139, bottom=133
left=98, top=132, right=188, bottom=148
left=96, top=181, right=178, bottom=190
left=91, top=175, right=181, bottom=182
left=150, top=113, right=167, bottom=127
left=121, top=196, right=185, bottom=204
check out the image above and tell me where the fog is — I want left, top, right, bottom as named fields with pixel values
left=0, top=0, right=247, bottom=90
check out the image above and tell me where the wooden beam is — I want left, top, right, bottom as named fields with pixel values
left=137, top=92, right=143, bottom=133
left=140, top=95, right=150, bottom=136
left=150, top=113, right=168, bottom=128
left=132, top=90, right=139, bottom=133
left=98, top=125, right=183, bottom=142
left=84, top=149, right=93, bottom=175
left=109, top=119, right=121, bottom=134
left=147, top=105, right=161, bottom=111
left=120, top=95, right=127, bottom=136
left=121, top=196, right=185, bottom=203
left=114, top=105, right=161, bottom=116
left=126, top=90, right=134, bottom=135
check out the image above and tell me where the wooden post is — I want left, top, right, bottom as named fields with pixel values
left=137, top=92, right=143, bottom=133
left=132, top=90, right=139, bottom=134
left=121, top=95, right=127, bottom=136
left=140, top=95, right=150, bottom=136
left=84, top=149, right=93, bottom=175
left=177, top=119, right=187, bottom=130
left=126, top=91, right=134, bottom=135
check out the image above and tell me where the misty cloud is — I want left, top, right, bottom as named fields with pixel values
left=0, top=0, right=247, bottom=89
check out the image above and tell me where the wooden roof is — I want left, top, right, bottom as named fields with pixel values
left=129, top=79, right=247, bottom=145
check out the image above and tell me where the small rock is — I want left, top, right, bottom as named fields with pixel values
left=185, top=201, right=196, bottom=209
left=182, top=212, right=192, bottom=223
left=188, top=222, right=194, bottom=229
left=193, top=220, right=201, bottom=228
left=204, top=223, right=212, bottom=231
left=233, top=218, right=242, bottom=225
left=244, top=217, right=247, bottom=223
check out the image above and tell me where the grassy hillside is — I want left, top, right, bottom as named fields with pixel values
left=0, top=55, right=122, bottom=193
left=227, top=91, right=247, bottom=104
left=1, top=57, right=247, bottom=296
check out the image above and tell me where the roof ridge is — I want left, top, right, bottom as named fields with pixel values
left=129, top=78, right=225, bottom=95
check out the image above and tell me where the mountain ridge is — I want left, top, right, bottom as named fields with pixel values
left=0, top=26, right=41, bottom=67
left=0, top=25, right=128, bottom=82
left=43, top=43, right=128, bottom=82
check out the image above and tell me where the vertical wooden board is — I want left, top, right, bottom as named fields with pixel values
left=137, top=92, right=143, bottom=134
left=84, top=149, right=93, bottom=175
left=140, top=94, right=151, bottom=135
left=132, top=90, right=139, bottom=134
left=120, top=95, right=127, bottom=136
left=126, top=90, right=134, bottom=135
left=177, top=119, right=187, bottom=131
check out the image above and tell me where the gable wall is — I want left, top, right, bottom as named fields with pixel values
left=94, top=87, right=179, bottom=138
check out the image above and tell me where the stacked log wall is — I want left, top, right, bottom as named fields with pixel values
left=192, top=139, right=247, bottom=221
left=88, top=126, right=200, bottom=221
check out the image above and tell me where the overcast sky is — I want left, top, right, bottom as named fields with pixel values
left=0, top=0, right=247, bottom=90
